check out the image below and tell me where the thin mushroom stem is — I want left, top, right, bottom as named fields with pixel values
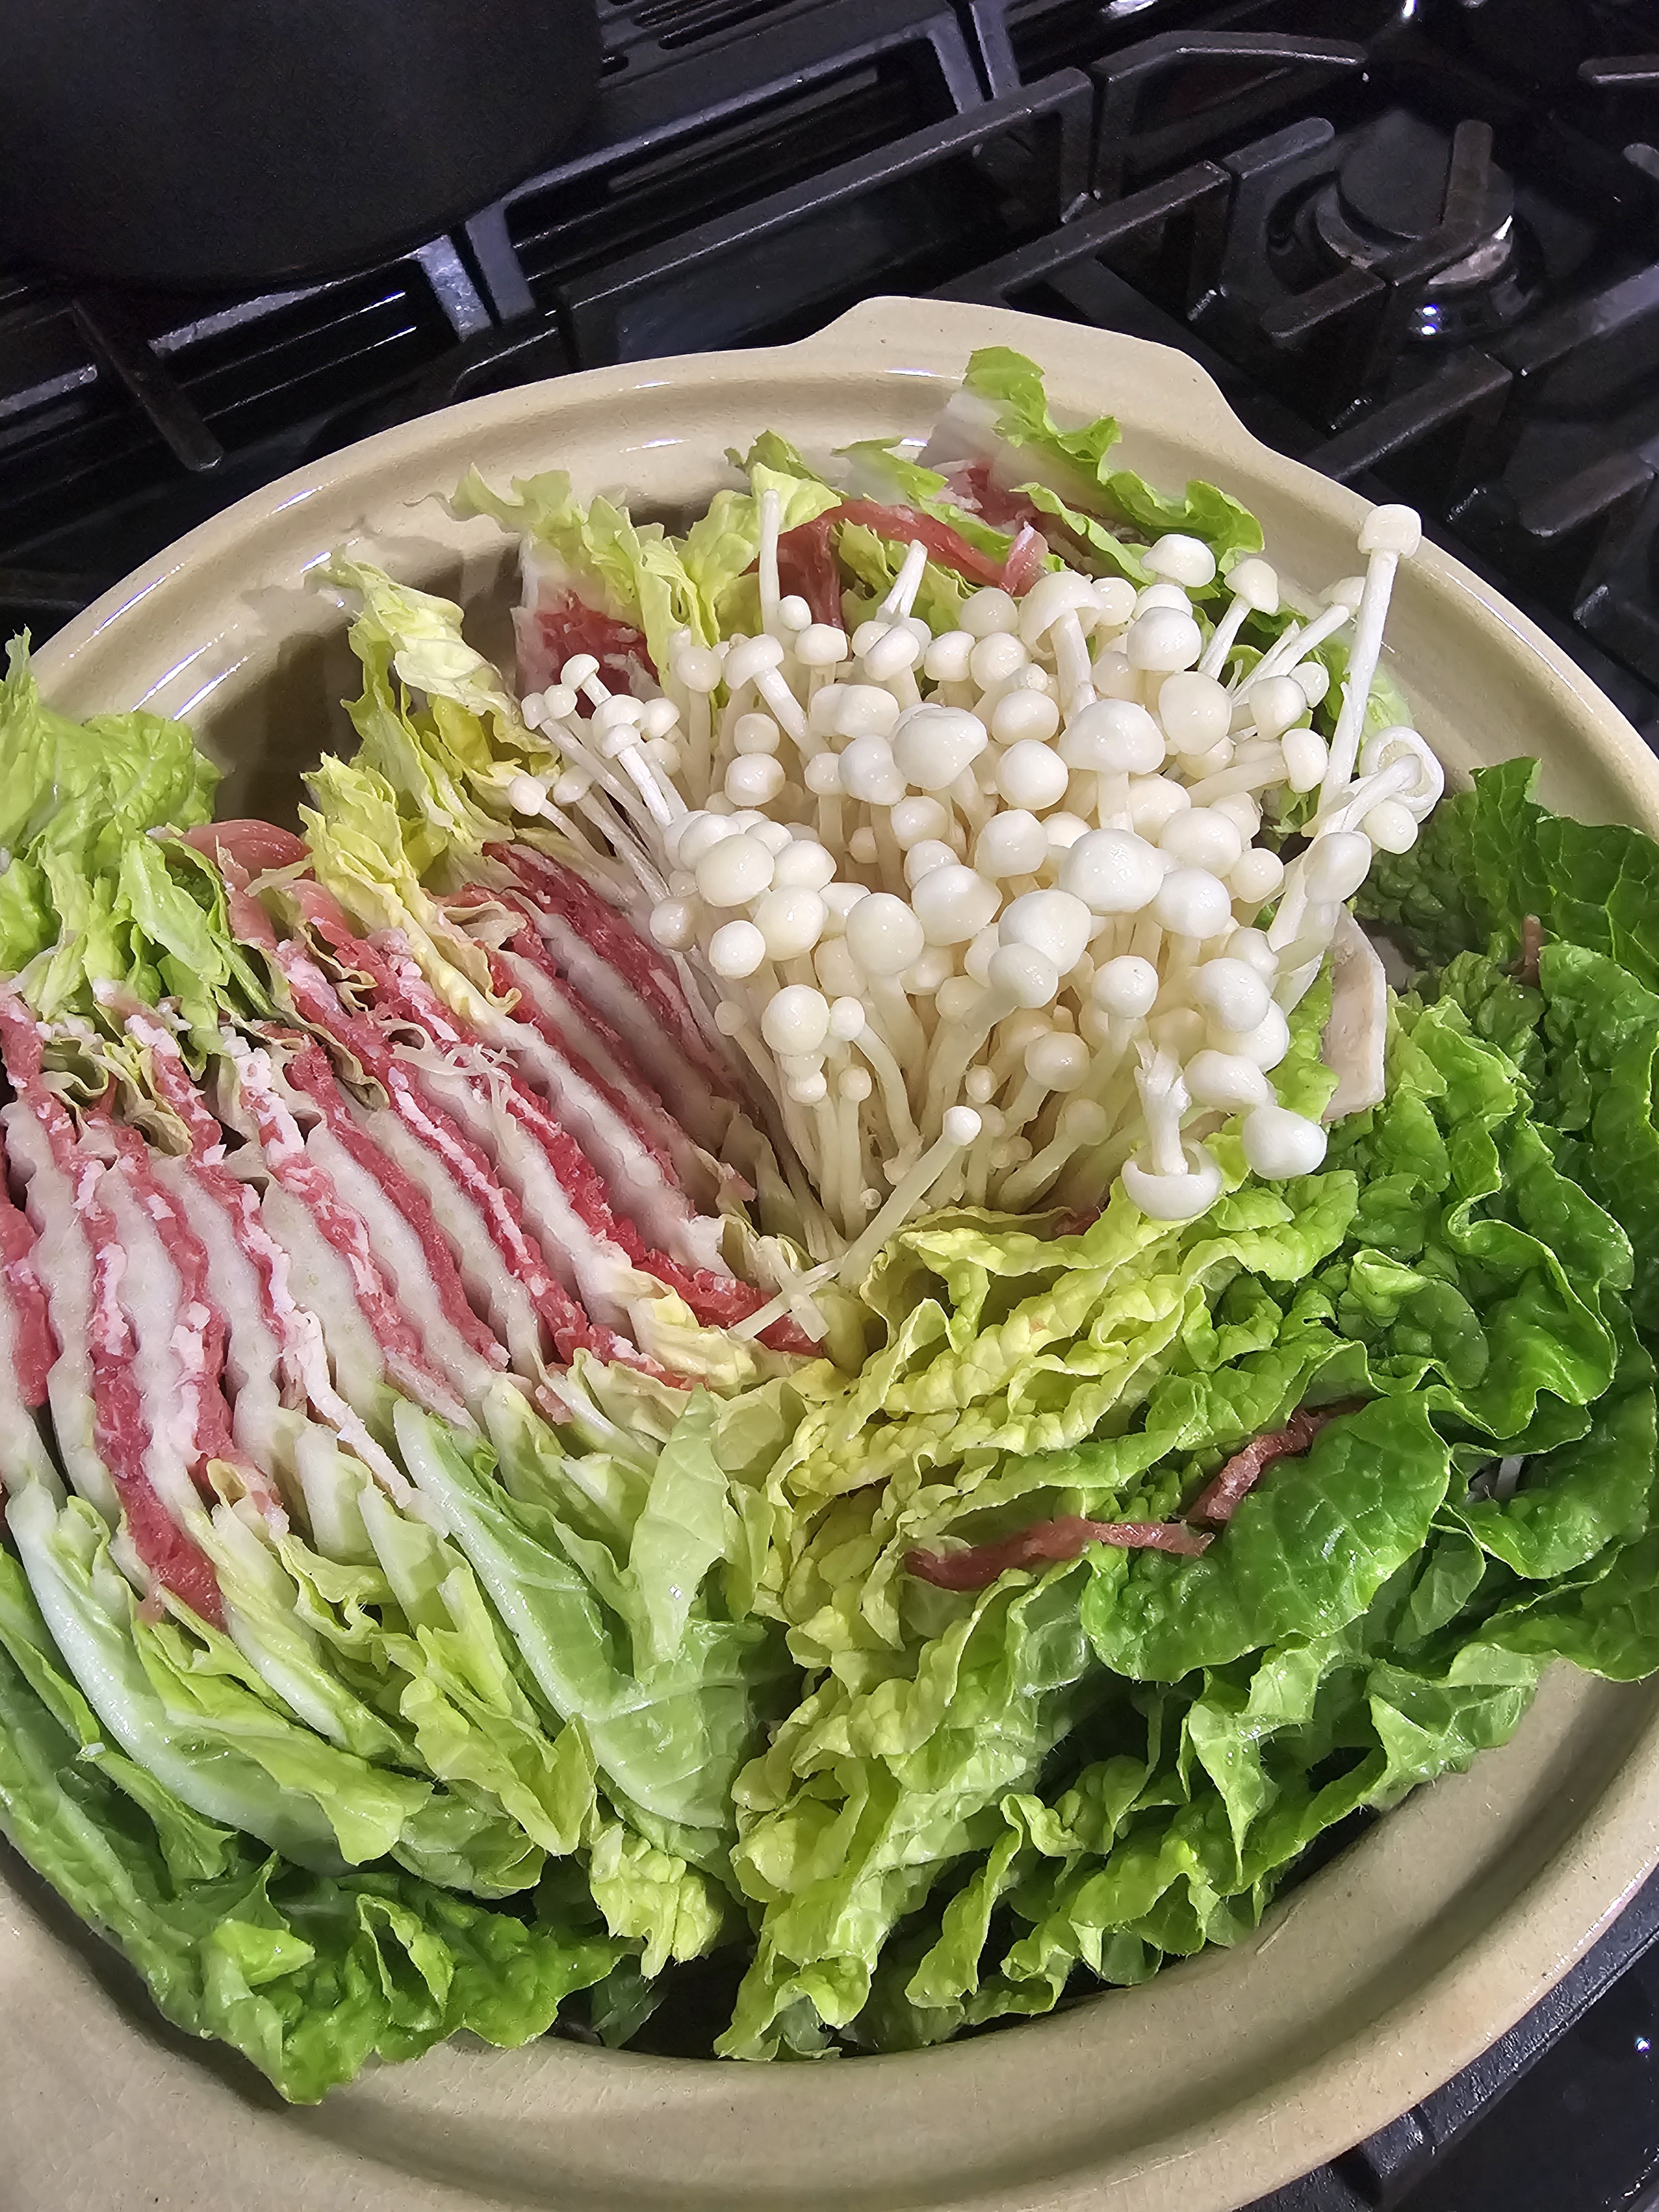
left=998, top=1097, right=1110, bottom=1211
left=1183, top=745, right=1287, bottom=807
left=830, top=1106, right=982, bottom=1284
left=731, top=1105, right=983, bottom=1332
left=758, top=489, right=782, bottom=637
left=1319, top=510, right=1420, bottom=807
left=880, top=540, right=931, bottom=620
left=1197, top=594, right=1254, bottom=680
left=1050, top=613, right=1095, bottom=714
left=963, top=1104, right=1003, bottom=1208
left=852, top=1022, right=920, bottom=1151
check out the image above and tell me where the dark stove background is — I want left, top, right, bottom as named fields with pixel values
left=8, top=3, right=1659, bottom=2202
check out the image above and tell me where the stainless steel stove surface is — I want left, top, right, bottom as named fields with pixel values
left=7, top=2, right=1659, bottom=2201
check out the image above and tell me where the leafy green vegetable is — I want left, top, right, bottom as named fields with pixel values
left=0, top=637, right=216, bottom=875
left=452, top=468, right=718, bottom=679
left=392, top=1400, right=789, bottom=1866
left=959, top=347, right=1264, bottom=583
left=836, top=439, right=1016, bottom=561
left=0, top=1625, right=618, bottom=2101
left=6, top=1480, right=432, bottom=1872
left=679, top=451, right=841, bottom=645
left=1364, top=757, right=1659, bottom=987
left=721, top=954, right=1655, bottom=2056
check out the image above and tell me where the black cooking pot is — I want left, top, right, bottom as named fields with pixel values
left=0, top=0, right=601, bottom=293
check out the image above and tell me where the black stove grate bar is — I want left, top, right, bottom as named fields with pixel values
left=956, top=0, right=1019, bottom=95
left=934, top=162, right=1659, bottom=671
left=463, top=0, right=985, bottom=322
left=934, top=158, right=1232, bottom=315
left=1579, top=55, right=1659, bottom=90
left=1260, top=119, right=1503, bottom=403
left=19, top=240, right=493, bottom=505
left=1517, top=451, right=1655, bottom=553
left=1494, top=263, right=1659, bottom=416
left=1089, top=30, right=1369, bottom=204
left=1577, top=484, right=1659, bottom=690
left=404, top=240, right=497, bottom=345
left=602, top=0, right=982, bottom=103
left=69, top=295, right=225, bottom=476
left=1214, top=114, right=1334, bottom=296
left=1306, top=351, right=1511, bottom=492
left=548, top=70, right=1093, bottom=367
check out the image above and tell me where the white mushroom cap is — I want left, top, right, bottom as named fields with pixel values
left=1091, top=576, right=1138, bottom=627
left=987, top=941, right=1062, bottom=1008
left=904, top=838, right=959, bottom=888
left=1060, top=827, right=1165, bottom=915
left=724, top=633, right=786, bottom=690
left=1184, top=1048, right=1272, bottom=1111
left=772, top=838, right=838, bottom=889
left=1303, top=830, right=1373, bottom=903
left=1025, top=1031, right=1090, bottom=1091
left=1158, top=670, right=1232, bottom=754
left=975, top=810, right=1050, bottom=880
left=844, top=891, right=925, bottom=975
left=1246, top=675, right=1309, bottom=742
left=1158, top=807, right=1244, bottom=877
left=999, top=888, right=1093, bottom=973
left=1122, top=1144, right=1223, bottom=1219
left=891, top=703, right=989, bottom=791
left=912, top=863, right=1001, bottom=946
left=709, top=919, right=768, bottom=977
left=1092, top=954, right=1160, bottom=1019
left=1152, top=866, right=1233, bottom=940
left=1125, top=606, right=1203, bottom=672
left=1058, top=697, right=1165, bottom=774
left=753, top=888, right=827, bottom=960
left=1191, top=956, right=1272, bottom=1033
left=1018, top=569, right=1099, bottom=644
left=1241, top=1103, right=1329, bottom=1177
left=1144, top=533, right=1217, bottom=589
left=969, top=632, right=1028, bottom=688
left=996, top=739, right=1071, bottom=811
left=960, top=587, right=1020, bottom=637
left=695, top=832, right=775, bottom=907
left=1225, top=556, right=1279, bottom=613
left=1358, top=504, right=1422, bottom=557
left=990, top=688, right=1061, bottom=745
left=761, top=984, right=831, bottom=1056
left=839, top=734, right=906, bottom=806
left=889, top=795, right=952, bottom=850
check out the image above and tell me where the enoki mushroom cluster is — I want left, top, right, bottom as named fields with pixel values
left=514, top=493, right=1440, bottom=1296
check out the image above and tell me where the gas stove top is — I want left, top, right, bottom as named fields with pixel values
left=7, top=1, right=1659, bottom=2201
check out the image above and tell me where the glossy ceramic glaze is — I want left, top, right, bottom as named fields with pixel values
left=8, top=296, right=1659, bottom=2212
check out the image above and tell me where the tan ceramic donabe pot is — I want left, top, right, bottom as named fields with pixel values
left=8, top=298, right=1659, bottom=2212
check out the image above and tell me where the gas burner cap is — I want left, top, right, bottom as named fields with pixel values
left=1314, top=109, right=1516, bottom=293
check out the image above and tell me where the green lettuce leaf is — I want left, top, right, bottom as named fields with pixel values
left=959, top=347, right=1264, bottom=582
left=299, top=754, right=503, bottom=1021
left=0, top=1622, right=618, bottom=2101
left=392, top=1400, right=788, bottom=1864
left=681, top=455, right=842, bottom=640
left=0, top=637, right=217, bottom=869
left=455, top=466, right=742, bottom=675
left=1362, top=757, right=1659, bottom=988
left=836, top=439, right=1016, bottom=562
left=5, top=1482, right=432, bottom=1874
left=1083, top=1396, right=1452, bottom=1678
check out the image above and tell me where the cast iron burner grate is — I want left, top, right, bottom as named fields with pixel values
left=0, top=0, right=985, bottom=643
left=6, top=11, right=1659, bottom=2201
